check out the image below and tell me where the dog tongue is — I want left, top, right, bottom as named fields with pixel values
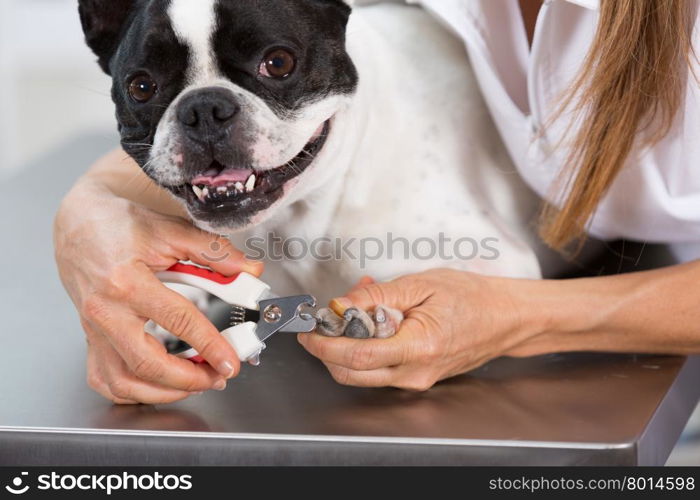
left=192, top=168, right=253, bottom=187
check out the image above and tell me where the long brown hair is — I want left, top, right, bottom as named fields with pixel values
left=539, top=0, right=697, bottom=251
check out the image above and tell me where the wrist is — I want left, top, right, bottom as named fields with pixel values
left=506, top=277, right=560, bottom=342
left=504, top=275, right=617, bottom=355
left=59, top=174, right=123, bottom=219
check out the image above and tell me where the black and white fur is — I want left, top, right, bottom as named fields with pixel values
left=78, top=0, right=543, bottom=335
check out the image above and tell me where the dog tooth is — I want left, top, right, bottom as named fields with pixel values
left=202, top=187, right=209, bottom=198
left=235, top=182, right=245, bottom=193
left=245, top=175, right=256, bottom=192
left=217, top=186, right=228, bottom=194
left=192, top=185, right=203, bottom=200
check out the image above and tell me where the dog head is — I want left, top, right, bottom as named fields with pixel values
left=79, top=0, right=358, bottom=232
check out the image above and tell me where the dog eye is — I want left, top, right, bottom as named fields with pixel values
left=128, top=75, right=158, bottom=103
left=259, top=49, right=296, bottom=79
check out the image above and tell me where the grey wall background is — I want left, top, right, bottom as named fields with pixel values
left=0, top=0, right=114, bottom=177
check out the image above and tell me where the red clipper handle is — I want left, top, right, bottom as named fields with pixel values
left=166, top=263, right=240, bottom=285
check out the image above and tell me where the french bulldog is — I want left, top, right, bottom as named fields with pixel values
left=78, top=0, right=543, bottom=338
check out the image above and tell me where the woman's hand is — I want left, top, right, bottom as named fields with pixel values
left=298, top=269, right=548, bottom=391
left=54, top=175, right=263, bottom=404
left=300, top=257, right=700, bottom=391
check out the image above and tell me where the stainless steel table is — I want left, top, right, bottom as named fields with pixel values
left=0, top=136, right=698, bottom=466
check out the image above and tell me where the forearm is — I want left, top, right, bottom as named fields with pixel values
left=77, top=148, right=187, bottom=218
left=513, top=260, right=700, bottom=356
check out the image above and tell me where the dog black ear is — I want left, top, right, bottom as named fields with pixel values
left=316, top=0, right=353, bottom=25
left=78, top=0, right=137, bottom=74
left=333, top=0, right=354, bottom=12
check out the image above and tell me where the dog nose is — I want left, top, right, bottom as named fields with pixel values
left=177, top=87, right=240, bottom=140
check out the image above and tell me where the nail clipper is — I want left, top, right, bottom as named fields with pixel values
left=145, top=263, right=317, bottom=366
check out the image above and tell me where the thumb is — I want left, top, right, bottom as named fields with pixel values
left=348, top=275, right=376, bottom=293
left=330, top=275, right=429, bottom=315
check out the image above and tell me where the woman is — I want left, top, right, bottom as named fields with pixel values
left=55, top=0, right=700, bottom=403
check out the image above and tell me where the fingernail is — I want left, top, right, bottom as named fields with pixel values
left=217, top=361, right=235, bottom=378
left=244, top=259, right=263, bottom=272
left=214, top=379, right=227, bottom=391
left=330, top=298, right=352, bottom=317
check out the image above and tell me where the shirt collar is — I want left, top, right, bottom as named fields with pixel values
left=564, top=0, right=600, bottom=10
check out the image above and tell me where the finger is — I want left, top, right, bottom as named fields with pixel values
left=93, top=369, right=194, bottom=405
left=104, top=374, right=195, bottom=405
left=386, top=364, right=441, bottom=392
left=349, top=276, right=376, bottom=293
left=92, top=332, right=197, bottom=404
left=332, top=277, right=429, bottom=315
left=88, top=311, right=228, bottom=391
left=323, top=362, right=396, bottom=388
left=130, top=268, right=241, bottom=378
left=298, top=329, right=411, bottom=370
left=162, top=222, right=264, bottom=277
left=91, top=377, right=140, bottom=405
left=327, top=359, right=439, bottom=392
left=86, top=344, right=138, bottom=405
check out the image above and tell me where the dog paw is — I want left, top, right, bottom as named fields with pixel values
left=372, top=305, right=404, bottom=339
left=315, top=308, right=348, bottom=337
left=314, top=305, right=404, bottom=339
left=343, top=308, right=376, bottom=339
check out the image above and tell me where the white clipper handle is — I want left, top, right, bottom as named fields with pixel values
left=221, top=323, right=266, bottom=364
left=149, top=263, right=271, bottom=364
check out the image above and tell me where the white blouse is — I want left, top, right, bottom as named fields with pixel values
left=401, top=0, right=700, bottom=256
